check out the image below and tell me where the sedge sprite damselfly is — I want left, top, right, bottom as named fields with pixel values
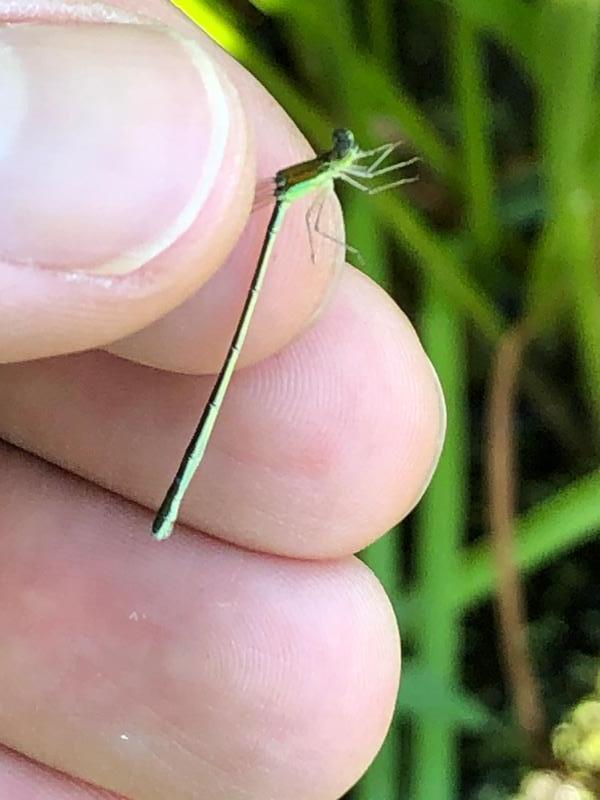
left=152, top=128, right=417, bottom=540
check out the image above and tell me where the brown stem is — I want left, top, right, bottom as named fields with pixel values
left=486, top=320, right=551, bottom=765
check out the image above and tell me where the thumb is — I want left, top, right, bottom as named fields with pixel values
left=0, top=21, right=252, bottom=362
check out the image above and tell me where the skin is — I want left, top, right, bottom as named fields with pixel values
left=0, top=2, right=446, bottom=799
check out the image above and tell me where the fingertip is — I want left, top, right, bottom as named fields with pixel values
left=0, top=21, right=254, bottom=362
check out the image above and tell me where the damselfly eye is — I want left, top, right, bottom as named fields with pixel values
left=332, top=128, right=355, bottom=158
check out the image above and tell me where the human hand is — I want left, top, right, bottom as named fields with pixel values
left=0, top=3, right=445, bottom=798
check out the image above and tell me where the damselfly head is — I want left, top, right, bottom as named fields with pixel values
left=332, top=128, right=357, bottom=159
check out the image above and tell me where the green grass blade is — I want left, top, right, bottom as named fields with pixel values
left=411, top=280, right=467, bottom=800
left=366, top=0, right=396, bottom=68
left=440, top=0, right=535, bottom=67
left=375, top=197, right=503, bottom=341
left=459, top=467, right=600, bottom=609
left=452, top=11, right=501, bottom=260
left=537, top=0, right=600, bottom=429
left=398, top=662, right=493, bottom=731
left=354, top=183, right=403, bottom=800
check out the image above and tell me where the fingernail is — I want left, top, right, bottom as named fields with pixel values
left=0, top=24, right=232, bottom=274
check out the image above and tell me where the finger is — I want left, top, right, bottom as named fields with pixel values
left=106, top=19, right=345, bottom=374
left=0, top=268, right=445, bottom=557
left=0, top=18, right=253, bottom=362
left=0, top=745, right=122, bottom=799
left=107, top=154, right=344, bottom=375
left=0, top=443, right=400, bottom=800
left=1, top=0, right=344, bottom=375
left=101, top=0, right=346, bottom=375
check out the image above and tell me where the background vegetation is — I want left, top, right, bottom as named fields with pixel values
left=173, top=1, right=600, bottom=797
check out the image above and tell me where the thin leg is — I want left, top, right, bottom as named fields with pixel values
left=309, top=190, right=364, bottom=265
left=356, top=139, right=404, bottom=159
left=344, top=165, right=376, bottom=177
left=367, top=156, right=420, bottom=178
left=312, top=226, right=363, bottom=265
left=366, top=175, right=419, bottom=195
left=314, top=193, right=328, bottom=237
left=365, top=143, right=398, bottom=174
left=340, top=174, right=371, bottom=192
left=344, top=156, right=419, bottom=181
left=305, top=191, right=328, bottom=263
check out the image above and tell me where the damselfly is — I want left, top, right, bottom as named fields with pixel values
left=152, top=128, right=418, bottom=540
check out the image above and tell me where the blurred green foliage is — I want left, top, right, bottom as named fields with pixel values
left=172, top=0, right=600, bottom=797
